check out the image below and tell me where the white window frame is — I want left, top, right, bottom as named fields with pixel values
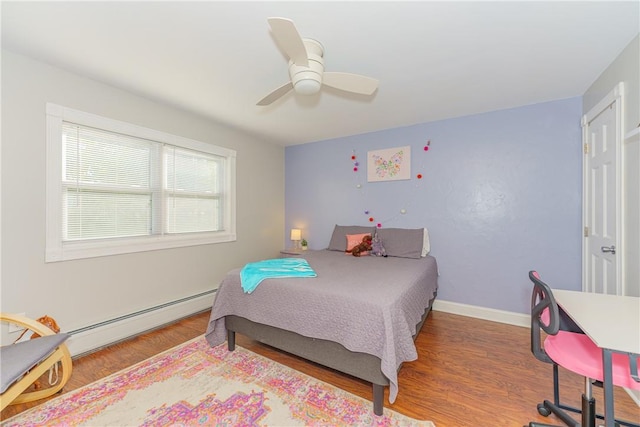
left=46, top=103, right=236, bottom=262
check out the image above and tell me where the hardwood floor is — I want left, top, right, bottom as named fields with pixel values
left=2, top=310, right=639, bottom=426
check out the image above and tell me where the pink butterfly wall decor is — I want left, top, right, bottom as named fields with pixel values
left=367, top=146, right=411, bottom=182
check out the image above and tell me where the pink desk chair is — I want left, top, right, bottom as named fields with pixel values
left=526, top=271, right=640, bottom=427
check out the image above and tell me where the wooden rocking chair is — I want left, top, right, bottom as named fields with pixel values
left=1, top=313, right=73, bottom=411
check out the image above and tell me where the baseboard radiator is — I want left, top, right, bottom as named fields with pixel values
left=66, top=290, right=216, bottom=358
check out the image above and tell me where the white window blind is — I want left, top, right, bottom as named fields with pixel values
left=46, top=103, right=236, bottom=262
left=164, top=146, right=223, bottom=234
left=63, top=123, right=155, bottom=241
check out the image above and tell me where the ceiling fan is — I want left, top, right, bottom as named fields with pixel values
left=257, top=17, right=379, bottom=106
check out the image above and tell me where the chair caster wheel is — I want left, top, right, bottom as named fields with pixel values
left=537, top=403, right=551, bottom=417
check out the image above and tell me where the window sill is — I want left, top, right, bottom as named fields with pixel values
left=45, top=232, right=236, bottom=262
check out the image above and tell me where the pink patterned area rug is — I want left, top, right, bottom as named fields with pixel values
left=2, top=336, right=435, bottom=426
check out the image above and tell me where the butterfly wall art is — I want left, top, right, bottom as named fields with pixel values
left=367, top=145, right=411, bottom=182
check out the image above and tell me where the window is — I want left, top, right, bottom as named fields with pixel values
left=46, top=103, right=236, bottom=262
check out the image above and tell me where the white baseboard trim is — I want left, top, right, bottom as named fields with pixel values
left=432, top=299, right=530, bottom=328
left=66, top=291, right=214, bottom=357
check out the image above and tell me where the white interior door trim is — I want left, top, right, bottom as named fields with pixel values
left=581, top=82, right=625, bottom=294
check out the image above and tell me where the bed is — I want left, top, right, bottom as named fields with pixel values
left=205, top=225, right=438, bottom=415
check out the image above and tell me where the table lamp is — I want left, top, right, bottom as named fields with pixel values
left=290, top=228, right=302, bottom=250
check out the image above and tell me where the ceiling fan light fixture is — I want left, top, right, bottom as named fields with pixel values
left=289, top=55, right=324, bottom=96
left=294, top=78, right=322, bottom=95
left=256, top=18, right=379, bottom=106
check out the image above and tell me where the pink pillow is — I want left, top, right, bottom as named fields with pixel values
left=345, top=233, right=371, bottom=256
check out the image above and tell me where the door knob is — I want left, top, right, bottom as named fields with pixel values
left=601, top=245, right=616, bottom=254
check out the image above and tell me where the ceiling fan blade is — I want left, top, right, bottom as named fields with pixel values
left=267, top=17, right=309, bottom=67
left=256, top=82, right=294, bottom=106
left=323, top=72, right=379, bottom=95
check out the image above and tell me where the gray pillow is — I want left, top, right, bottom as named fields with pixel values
left=327, top=225, right=376, bottom=251
left=377, top=228, right=424, bottom=259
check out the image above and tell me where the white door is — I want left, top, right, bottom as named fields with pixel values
left=582, top=83, right=624, bottom=295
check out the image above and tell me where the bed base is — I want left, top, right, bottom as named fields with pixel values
left=225, top=295, right=435, bottom=415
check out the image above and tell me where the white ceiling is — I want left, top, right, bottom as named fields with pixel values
left=2, top=1, right=639, bottom=146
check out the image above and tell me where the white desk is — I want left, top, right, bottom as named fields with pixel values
left=552, top=290, right=640, bottom=427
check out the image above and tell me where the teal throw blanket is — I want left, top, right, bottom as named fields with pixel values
left=240, top=258, right=317, bottom=294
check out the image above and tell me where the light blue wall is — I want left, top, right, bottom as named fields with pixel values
left=285, top=97, right=582, bottom=314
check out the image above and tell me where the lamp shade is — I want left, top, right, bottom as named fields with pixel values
left=290, top=228, right=302, bottom=241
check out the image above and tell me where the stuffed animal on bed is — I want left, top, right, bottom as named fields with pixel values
left=346, top=234, right=373, bottom=257
left=371, top=232, right=387, bottom=257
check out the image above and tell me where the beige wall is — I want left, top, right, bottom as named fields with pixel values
left=583, top=34, right=639, bottom=134
left=1, top=50, right=285, bottom=334
left=582, top=34, right=640, bottom=298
